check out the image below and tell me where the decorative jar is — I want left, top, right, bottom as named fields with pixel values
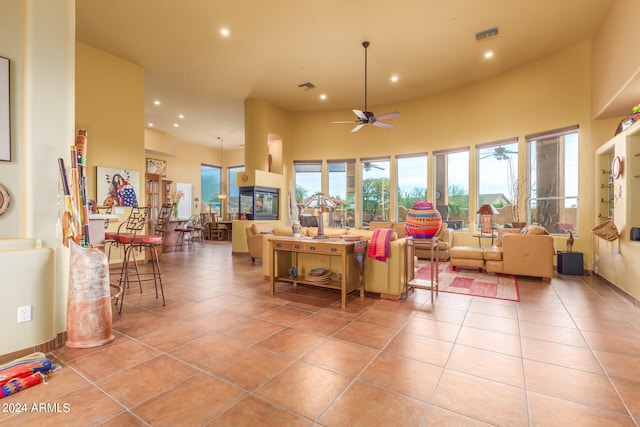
left=292, top=220, right=301, bottom=237
left=405, top=200, right=442, bottom=239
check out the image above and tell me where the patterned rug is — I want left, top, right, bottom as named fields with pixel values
left=416, top=262, right=520, bottom=302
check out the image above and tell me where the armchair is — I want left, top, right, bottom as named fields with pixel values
left=245, top=222, right=275, bottom=263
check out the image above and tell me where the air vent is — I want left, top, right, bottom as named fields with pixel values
left=298, top=82, right=316, bottom=91
left=475, top=26, right=499, bottom=42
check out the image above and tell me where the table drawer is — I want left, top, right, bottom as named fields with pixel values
left=304, top=243, right=344, bottom=255
left=272, top=241, right=305, bottom=252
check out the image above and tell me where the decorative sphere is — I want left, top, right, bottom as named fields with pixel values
left=405, top=201, right=442, bottom=239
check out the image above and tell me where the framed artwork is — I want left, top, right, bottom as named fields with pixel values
left=96, top=166, right=140, bottom=207
left=1, top=56, right=10, bottom=162
left=146, top=158, right=167, bottom=176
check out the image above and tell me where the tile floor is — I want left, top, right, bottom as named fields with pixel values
left=2, top=240, right=640, bottom=426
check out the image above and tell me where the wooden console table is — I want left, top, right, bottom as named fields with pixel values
left=269, top=236, right=365, bottom=308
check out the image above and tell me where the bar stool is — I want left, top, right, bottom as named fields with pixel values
left=175, top=217, right=195, bottom=251
left=112, top=207, right=165, bottom=313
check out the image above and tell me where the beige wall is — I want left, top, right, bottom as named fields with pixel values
left=0, top=0, right=74, bottom=354
left=76, top=42, right=145, bottom=203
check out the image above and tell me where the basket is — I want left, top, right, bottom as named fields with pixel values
left=591, top=220, right=619, bottom=241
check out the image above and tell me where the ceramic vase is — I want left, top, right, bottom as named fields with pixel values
left=405, top=200, right=442, bottom=239
left=292, top=220, right=301, bottom=237
left=66, top=240, right=115, bottom=348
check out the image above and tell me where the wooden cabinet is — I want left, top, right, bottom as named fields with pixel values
left=145, top=173, right=162, bottom=230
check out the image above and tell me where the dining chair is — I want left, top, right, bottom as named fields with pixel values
left=209, top=212, right=227, bottom=240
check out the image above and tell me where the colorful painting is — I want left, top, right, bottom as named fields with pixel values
left=97, top=166, right=140, bottom=207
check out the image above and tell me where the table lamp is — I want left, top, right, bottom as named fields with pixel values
left=303, top=192, right=337, bottom=239
left=476, top=204, right=499, bottom=235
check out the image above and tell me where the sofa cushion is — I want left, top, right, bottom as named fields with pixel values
left=369, top=221, right=393, bottom=230
left=521, top=224, right=549, bottom=235
left=252, top=222, right=274, bottom=234
left=272, top=226, right=294, bottom=236
left=495, top=227, right=520, bottom=246
left=306, top=227, right=347, bottom=238
left=483, top=246, right=503, bottom=261
left=450, top=246, right=484, bottom=260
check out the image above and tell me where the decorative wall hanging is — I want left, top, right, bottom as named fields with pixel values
left=1, top=56, right=10, bottom=162
left=146, top=158, right=167, bottom=176
left=0, top=182, right=10, bottom=215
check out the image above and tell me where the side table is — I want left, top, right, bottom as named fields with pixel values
left=404, top=236, right=439, bottom=304
left=557, top=251, right=583, bottom=275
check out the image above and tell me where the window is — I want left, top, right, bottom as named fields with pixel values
left=526, top=126, right=579, bottom=235
left=477, top=139, right=518, bottom=228
left=434, top=148, right=469, bottom=230
left=201, top=164, right=222, bottom=214
left=328, top=160, right=356, bottom=227
left=397, top=154, right=428, bottom=221
left=227, top=165, right=244, bottom=218
left=361, top=158, right=390, bottom=225
left=294, top=160, right=322, bottom=214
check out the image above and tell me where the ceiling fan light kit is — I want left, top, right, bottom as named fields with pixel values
left=331, top=41, right=400, bottom=132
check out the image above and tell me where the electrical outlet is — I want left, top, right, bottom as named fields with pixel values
left=17, top=305, right=32, bottom=323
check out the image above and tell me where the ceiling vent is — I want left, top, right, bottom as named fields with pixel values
left=475, top=26, right=499, bottom=42
left=298, top=82, right=316, bottom=91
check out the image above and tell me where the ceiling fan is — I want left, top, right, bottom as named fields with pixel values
left=332, top=41, right=400, bottom=132
left=363, top=161, right=385, bottom=171
left=480, top=146, right=518, bottom=160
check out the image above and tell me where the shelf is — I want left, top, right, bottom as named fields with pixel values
left=275, top=276, right=342, bottom=291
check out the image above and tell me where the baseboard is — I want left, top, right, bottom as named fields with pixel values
left=594, top=272, right=640, bottom=309
left=0, top=331, right=68, bottom=365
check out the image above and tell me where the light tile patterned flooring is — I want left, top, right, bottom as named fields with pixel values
left=2, top=240, right=640, bottom=426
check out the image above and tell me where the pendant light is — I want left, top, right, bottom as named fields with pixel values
left=217, top=137, right=228, bottom=200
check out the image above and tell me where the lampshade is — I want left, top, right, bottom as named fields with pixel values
left=303, top=192, right=335, bottom=239
left=476, top=204, right=499, bottom=215
left=303, top=192, right=337, bottom=209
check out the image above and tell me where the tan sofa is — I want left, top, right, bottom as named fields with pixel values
left=368, top=221, right=454, bottom=261
left=262, top=226, right=408, bottom=299
left=483, top=226, right=555, bottom=279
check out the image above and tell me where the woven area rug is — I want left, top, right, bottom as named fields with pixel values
left=416, top=262, right=520, bottom=302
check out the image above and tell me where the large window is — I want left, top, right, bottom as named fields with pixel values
left=328, top=160, right=355, bottom=227
left=526, top=126, right=579, bottom=235
left=228, top=165, right=244, bottom=218
left=201, top=164, right=222, bottom=214
left=434, top=149, right=469, bottom=230
left=361, top=158, right=390, bottom=225
left=477, top=139, right=518, bottom=228
left=397, top=154, right=428, bottom=221
left=294, top=161, right=322, bottom=214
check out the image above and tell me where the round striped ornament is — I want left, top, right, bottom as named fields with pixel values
left=405, top=201, right=442, bottom=239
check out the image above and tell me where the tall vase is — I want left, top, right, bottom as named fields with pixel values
left=66, top=240, right=115, bottom=348
left=172, top=203, right=178, bottom=218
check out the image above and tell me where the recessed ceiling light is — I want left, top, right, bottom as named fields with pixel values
left=173, top=123, right=179, bottom=128
left=148, top=123, right=154, bottom=127
left=390, top=75, right=399, bottom=82
left=320, top=94, right=327, bottom=100
left=484, top=51, right=494, bottom=59
left=220, top=28, right=230, bottom=37
left=178, top=114, right=184, bottom=119
left=154, top=100, right=161, bottom=105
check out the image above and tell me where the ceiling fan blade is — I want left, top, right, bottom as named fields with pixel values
left=351, top=123, right=365, bottom=132
left=331, top=120, right=358, bottom=124
left=375, top=111, right=400, bottom=121
left=372, top=121, right=393, bottom=129
left=353, top=110, right=367, bottom=120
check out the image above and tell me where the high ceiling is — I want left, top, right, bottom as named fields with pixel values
left=75, top=0, right=613, bottom=149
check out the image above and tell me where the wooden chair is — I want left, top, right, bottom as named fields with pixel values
left=209, top=212, right=228, bottom=240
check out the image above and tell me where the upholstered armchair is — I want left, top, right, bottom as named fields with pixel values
left=245, top=222, right=275, bottom=263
